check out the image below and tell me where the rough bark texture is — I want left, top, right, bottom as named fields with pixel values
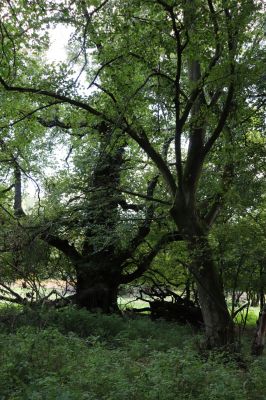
left=188, top=228, right=234, bottom=346
left=171, top=203, right=234, bottom=348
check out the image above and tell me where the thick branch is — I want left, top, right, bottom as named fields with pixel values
left=204, top=161, right=234, bottom=227
left=38, top=116, right=87, bottom=130
left=203, top=84, right=234, bottom=157
left=125, top=123, right=177, bottom=197
left=0, top=77, right=108, bottom=120
left=0, top=184, right=14, bottom=195
left=202, top=3, right=236, bottom=157
left=0, top=102, right=62, bottom=130
left=121, top=231, right=182, bottom=284
left=117, top=199, right=143, bottom=212
left=126, top=176, right=160, bottom=253
left=41, top=233, right=81, bottom=263
left=0, top=282, right=24, bottom=301
left=0, top=295, right=25, bottom=304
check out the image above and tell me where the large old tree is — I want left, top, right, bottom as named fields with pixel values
left=38, top=125, right=178, bottom=312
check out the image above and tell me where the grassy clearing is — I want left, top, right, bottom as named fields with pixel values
left=0, top=305, right=265, bottom=400
left=242, top=307, right=260, bottom=326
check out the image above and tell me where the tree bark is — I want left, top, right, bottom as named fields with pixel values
left=75, top=266, right=119, bottom=313
left=14, top=164, right=25, bottom=217
left=189, top=235, right=234, bottom=348
left=251, top=305, right=266, bottom=356
left=171, top=204, right=234, bottom=348
left=76, top=273, right=119, bottom=314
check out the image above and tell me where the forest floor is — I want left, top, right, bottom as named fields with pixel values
left=0, top=305, right=265, bottom=400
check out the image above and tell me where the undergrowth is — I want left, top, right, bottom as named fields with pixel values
left=0, top=305, right=265, bottom=400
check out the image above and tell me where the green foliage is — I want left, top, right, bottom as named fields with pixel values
left=0, top=306, right=265, bottom=400
left=0, top=305, right=189, bottom=345
left=234, top=307, right=259, bottom=327
left=0, top=0, right=265, bottom=352
left=213, top=210, right=266, bottom=297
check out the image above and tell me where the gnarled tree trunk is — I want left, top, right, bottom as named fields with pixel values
left=76, top=271, right=119, bottom=313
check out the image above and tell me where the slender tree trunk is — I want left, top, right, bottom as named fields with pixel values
left=184, top=276, right=191, bottom=301
left=251, top=305, right=266, bottom=356
left=259, top=264, right=265, bottom=311
left=14, top=164, right=25, bottom=217
left=259, top=290, right=265, bottom=312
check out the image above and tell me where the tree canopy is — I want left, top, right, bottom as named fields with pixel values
left=0, top=0, right=265, bottom=349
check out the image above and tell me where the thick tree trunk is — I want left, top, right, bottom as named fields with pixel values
left=189, top=234, right=234, bottom=348
left=171, top=204, right=234, bottom=348
left=75, top=268, right=119, bottom=313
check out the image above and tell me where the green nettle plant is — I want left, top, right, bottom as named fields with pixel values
left=0, top=307, right=265, bottom=400
left=0, top=0, right=264, bottom=349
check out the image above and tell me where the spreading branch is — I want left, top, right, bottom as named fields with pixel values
left=121, top=231, right=182, bottom=284
left=41, top=232, right=81, bottom=263
left=0, top=77, right=108, bottom=120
